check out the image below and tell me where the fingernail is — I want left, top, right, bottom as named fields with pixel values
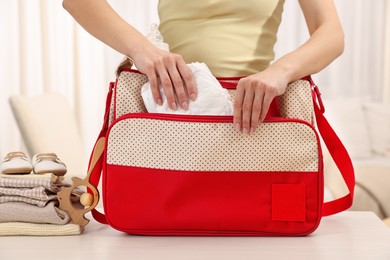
left=235, top=123, right=241, bottom=132
left=250, top=127, right=255, bottom=134
left=182, top=101, right=188, bottom=110
left=243, top=128, right=249, bottom=135
left=171, top=102, right=177, bottom=111
left=157, top=99, right=163, bottom=106
left=190, top=93, right=196, bottom=101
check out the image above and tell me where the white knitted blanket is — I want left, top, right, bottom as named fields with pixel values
left=0, top=222, right=82, bottom=236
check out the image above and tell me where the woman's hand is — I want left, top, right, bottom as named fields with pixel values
left=233, top=0, right=344, bottom=135
left=131, top=42, right=197, bottom=111
left=63, top=0, right=197, bottom=111
left=233, top=67, right=289, bottom=135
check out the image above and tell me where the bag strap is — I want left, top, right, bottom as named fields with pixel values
left=87, top=82, right=115, bottom=224
left=89, top=78, right=355, bottom=224
left=89, top=137, right=108, bottom=224
left=310, top=80, right=355, bottom=216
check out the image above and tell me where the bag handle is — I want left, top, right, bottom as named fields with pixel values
left=310, top=80, right=355, bottom=216
left=89, top=78, right=355, bottom=224
left=116, top=57, right=133, bottom=77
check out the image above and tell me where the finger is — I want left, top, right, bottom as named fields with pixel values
left=250, top=89, right=265, bottom=134
left=241, top=84, right=255, bottom=135
left=259, top=91, right=276, bottom=123
left=233, top=79, right=246, bottom=132
left=146, top=71, right=162, bottom=106
left=167, top=64, right=188, bottom=110
left=156, top=65, right=177, bottom=111
left=176, top=58, right=197, bottom=101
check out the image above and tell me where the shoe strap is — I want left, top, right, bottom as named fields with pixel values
left=34, top=153, right=65, bottom=165
left=35, top=153, right=57, bottom=159
left=3, top=152, right=29, bottom=162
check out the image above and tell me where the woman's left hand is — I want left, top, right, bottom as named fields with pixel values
left=233, top=67, right=289, bottom=135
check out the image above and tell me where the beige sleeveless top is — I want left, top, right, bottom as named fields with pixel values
left=158, top=0, right=285, bottom=77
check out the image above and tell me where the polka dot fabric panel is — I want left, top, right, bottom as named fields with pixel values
left=115, top=71, right=148, bottom=119
left=277, top=80, right=314, bottom=124
left=227, top=90, right=236, bottom=101
left=108, top=87, right=116, bottom=126
left=113, top=71, right=313, bottom=125
left=222, top=81, right=313, bottom=123
left=107, top=118, right=319, bottom=172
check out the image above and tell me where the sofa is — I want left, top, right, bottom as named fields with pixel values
left=322, top=98, right=390, bottom=219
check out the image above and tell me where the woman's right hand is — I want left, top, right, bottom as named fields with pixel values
left=62, top=0, right=196, bottom=110
left=131, top=42, right=197, bottom=111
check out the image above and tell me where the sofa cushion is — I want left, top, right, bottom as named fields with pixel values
left=351, top=165, right=390, bottom=218
left=324, top=98, right=372, bottom=159
left=363, top=102, right=390, bottom=156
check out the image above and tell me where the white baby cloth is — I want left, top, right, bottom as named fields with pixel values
left=141, top=62, right=233, bottom=115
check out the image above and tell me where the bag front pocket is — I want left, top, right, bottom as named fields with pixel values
left=104, top=114, right=323, bottom=236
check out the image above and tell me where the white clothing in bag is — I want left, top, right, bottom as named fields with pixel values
left=141, top=63, right=233, bottom=115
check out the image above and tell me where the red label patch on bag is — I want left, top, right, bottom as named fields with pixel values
left=272, top=184, right=306, bottom=222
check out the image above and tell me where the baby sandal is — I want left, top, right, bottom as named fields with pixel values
left=0, top=152, right=33, bottom=175
left=32, top=153, right=67, bottom=176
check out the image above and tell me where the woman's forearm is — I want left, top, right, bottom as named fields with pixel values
left=234, top=0, right=344, bottom=133
left=270, top=21, right=344, bottom=83
left=270, top=0, right=344, bottom=83
left=63, top=0, right=197, bottom=112
left=62, top=0, right=150, bottom=58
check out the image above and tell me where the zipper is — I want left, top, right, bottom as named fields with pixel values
left=120, top=68, right=240, bottom=89
left=118, top=69, right=311, bottom=90
left=111, top=112, right=314, bottom=127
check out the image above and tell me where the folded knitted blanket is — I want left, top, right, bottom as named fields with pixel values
left=0, top=196, right=56, bottom=207
left=0, top=173, right=83, bottom=236
left=0, top=222, right=82, bottom=236
left=0, top=201, right=70, bottom=224
left=0, top=173, right=67, bottom=192
left=0, top=173, right=69, bottom=207
left=0, top=186, right=56, bottom=200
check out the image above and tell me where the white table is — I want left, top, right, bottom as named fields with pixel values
left=0, top=211, right=389, bottom=260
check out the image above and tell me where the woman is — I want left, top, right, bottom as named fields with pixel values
left=63, top=0, right=344, bottom=135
